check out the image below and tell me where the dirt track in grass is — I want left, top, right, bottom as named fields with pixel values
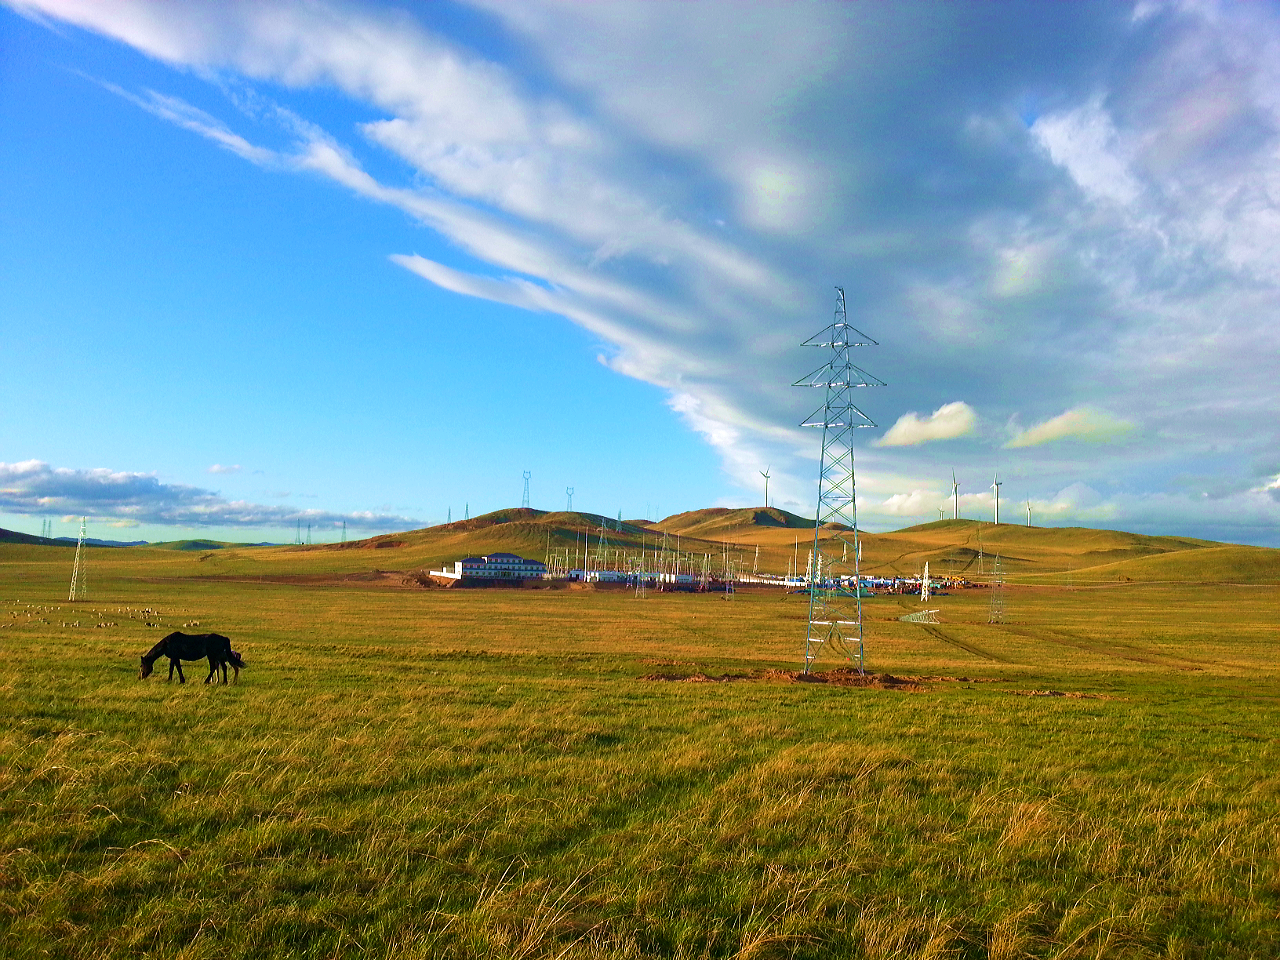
left=639, top=667, right=1010, bottom=691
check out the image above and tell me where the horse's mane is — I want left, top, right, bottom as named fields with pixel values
left=141, top=636, right=169, bottom=662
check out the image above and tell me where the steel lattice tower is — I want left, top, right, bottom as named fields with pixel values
left=794, top=287, right=884, bottom=674
left=988, top=554, right=1006, bottom=624
left=67, top=517, right=87, bottom=602
left=522, top=471, right=531, bottom=509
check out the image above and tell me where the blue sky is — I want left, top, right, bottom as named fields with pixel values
left=2, top=0, right=1279, bottom=546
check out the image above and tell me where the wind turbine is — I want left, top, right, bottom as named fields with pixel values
left=992, top=472, right=1002, bottom=525
left=952, top=470, right=960, bottom=521
left=760, top=467, right=771, bottom=509
left=1026, top=496, right=1032, bottom=527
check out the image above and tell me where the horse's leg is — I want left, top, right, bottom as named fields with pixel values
left=221, top=660, right=229, bottom=684
left=205, top=657, right=215, bottom=684
left=167, top=659, right=175, bottom=682
left=230, top=663, right=239, bottom=684
left=175, top=659, right=186, bottom=684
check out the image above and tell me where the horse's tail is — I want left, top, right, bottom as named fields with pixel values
left=228, top=648, right=247, bottom=669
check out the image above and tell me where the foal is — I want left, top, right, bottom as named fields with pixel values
left=138, top=632, right=246, bottom=684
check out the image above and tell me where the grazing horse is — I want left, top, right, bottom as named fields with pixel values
left=138, top=632, right=246, bottom=684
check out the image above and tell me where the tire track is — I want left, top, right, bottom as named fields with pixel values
left=1003, top=625, right=1205, bottom=670
left=918, top=624, right=1009, bottom=663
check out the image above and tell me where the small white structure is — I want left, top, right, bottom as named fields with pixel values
left=431, top=552, right=547, bottom=581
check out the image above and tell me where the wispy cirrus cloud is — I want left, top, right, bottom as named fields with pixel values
left=207, top=463, right=241, bottom=474
left=0, top=461, right=413, bottom=530
left=9, top=0, right=1280, bottom=543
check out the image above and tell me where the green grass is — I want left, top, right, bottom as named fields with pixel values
left=2, top=542, right=1278, bottom=958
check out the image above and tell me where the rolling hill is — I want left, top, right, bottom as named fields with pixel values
left=3, top=510, right=1277, bottom=583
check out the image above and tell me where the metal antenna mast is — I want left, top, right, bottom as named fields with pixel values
left=522, top=471, right=531, bottom=509
left=67, top=517, right=87, bottom=601
left=794, top=286, right=884, bottom=674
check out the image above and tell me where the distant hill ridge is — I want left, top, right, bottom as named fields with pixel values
left=4, top=511, right=1278, bottom=583
left=0, top=528, right=273, bottom=549
left=655, top=506, right=816, bottom=536
left=0, top=528, right=146, bottom=547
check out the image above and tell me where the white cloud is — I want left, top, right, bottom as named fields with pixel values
left=876, top=402, right=977, bottom=447
left=730, top=152, right=823, bottom=235
left=103, top=83, right=281, bottom=166
left=207, top=463, right=241, bottom=474
left=0, top=461, right=412, bottom=529
left=1254, top=473, right=1280, bottom=499
left=11, top=0, right=1280, bottom=545
left=1031, top=97, right=1141, bottom=206
left=1005, top=407, right=1134, bottom=448
left=879, top=489, right=944, bottom=516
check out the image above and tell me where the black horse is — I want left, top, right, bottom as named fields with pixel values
left=139, top=632, right=246, bottom=684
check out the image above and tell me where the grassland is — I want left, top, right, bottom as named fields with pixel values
left=2, top=523, right=1278, bottom=959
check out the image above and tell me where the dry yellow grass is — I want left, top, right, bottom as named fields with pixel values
left=1, top=523, right=1277, bottom=958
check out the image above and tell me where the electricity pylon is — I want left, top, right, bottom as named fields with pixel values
left=988, top=554, right=1006, bottom=624
left=794, top=287, right=884, bottom=674
left=67, top=517, right=87, bottom=601
left=522, top=471, right=531, bottom=509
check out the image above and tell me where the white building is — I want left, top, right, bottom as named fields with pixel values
left=430, top=552, right=547, bottom=581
